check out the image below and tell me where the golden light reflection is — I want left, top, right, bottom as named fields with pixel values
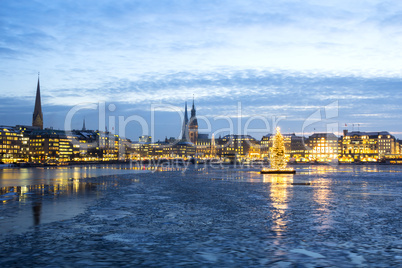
left=0, top=174, right=141, bottom=206
left=313, top=182, right=330, bottom=206
left=312, top=179, right=334, bottom=230
left=264, top=174, right=293, bottom=234
left=295, top=165, right=341, bottom=176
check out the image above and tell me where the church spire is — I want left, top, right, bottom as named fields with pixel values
left=181, top=102, right=189, bottom=140
left=82, top=118, right=86, bottom=131
left=188, top=96, right=198, bottom=144
left=32, top=73, right=43, bottom=129
left=191, top=95, right=196, bottom=118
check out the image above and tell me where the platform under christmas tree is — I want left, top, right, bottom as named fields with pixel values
left=261, top=127, right=296, bottom=174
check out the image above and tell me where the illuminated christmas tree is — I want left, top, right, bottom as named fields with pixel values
left=261, top=127, right=295, bottom=174
left=270, top=127, right=287, bottom=170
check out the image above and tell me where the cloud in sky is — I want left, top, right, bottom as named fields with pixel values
left=1, top=0, right=402, bottom=140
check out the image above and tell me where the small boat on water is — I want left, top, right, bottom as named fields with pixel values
left=260, top=168, right=296, bottom=174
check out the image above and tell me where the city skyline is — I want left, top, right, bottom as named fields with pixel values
left=2, top=71, right=399, bottom=165
left=2, top=80, right=401, bottom=144
left=2, top=1, right=402, bottom=140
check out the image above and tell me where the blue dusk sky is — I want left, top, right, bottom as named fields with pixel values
left=1, top=0, right=402, bottom=141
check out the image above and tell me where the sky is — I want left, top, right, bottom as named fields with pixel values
left=1, top=0, right=402, bottom=141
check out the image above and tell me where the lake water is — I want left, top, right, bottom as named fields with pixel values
left=1, top=164, right=401, bottom=235
left=0, top=164, right=148, bottom=234
left=0, top=164, right=401, bottom=266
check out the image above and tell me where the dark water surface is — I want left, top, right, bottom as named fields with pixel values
left=0, top=164, right=401, bottom=266
left=1, top=164, right=401, bottom=235
left=0, top=165, right=148, bottom=234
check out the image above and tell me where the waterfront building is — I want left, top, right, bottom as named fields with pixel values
left=378, top=132, right=396, bottom=156
left=148, top=140, right=171, bottom=158
left=129, top=142, right=142, bottom=159
left=139, top=135, right=152, bottom=143
left=26, top=128, right=121, bottom=163
left=217, top=135, right=259, bottom=159
left=28, top=130, right=57, bottom=163
left=118, top=137, right=132, bottom=160
left=341, top=130, right=396, bottom=162
left=136, top=142, right=150, bottom=158
left=171, top=141, right=195, bottom=158
left=32, top=76, right=43, bottom=130
left=305, top=133, right=339, bottom=161
left=96, top=131, right=120, bottom=161
left=16, top=125, right=40, bottom=161
left=28, top=129, right=76, bottom=163
left=73, top=130, right=120, bottom=161
left=0, top=126, right=25, bottom=163
left=131, top=139, right=195, bottom=159
left=195, top=134, right=213, bottom=158
left=60, top=133, right=78, bottom=161
left=70, top=130, right=98, bottom=161
left=396, top=140, right=402, bottom=154
left=288, top=135, right=307, bottom=160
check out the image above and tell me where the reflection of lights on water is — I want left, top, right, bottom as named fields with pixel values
left=311, top=179, right=334, bottom=230
left=0, top=175, right=142, bottom=206
left=264, top=174, right=294, bottom=234
left=0, top=176, right=140, bottom=234
left=297, top=164, right=402, bottom=176
left=313, top=183, right=330, bottom=206
left=21, top=186, right=28, bottom=194
left=263, top=174, right=294, bottom=184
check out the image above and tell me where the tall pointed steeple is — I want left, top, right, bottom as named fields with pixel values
left=191, top=95, right=196, bottom=118
left=82, top=118, right=86, bottom=131
left=188, top=95, right=198, bottom=144
left=32, top=73, right=43, bottom=129
left=182, top=102, right=189, bottom=140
